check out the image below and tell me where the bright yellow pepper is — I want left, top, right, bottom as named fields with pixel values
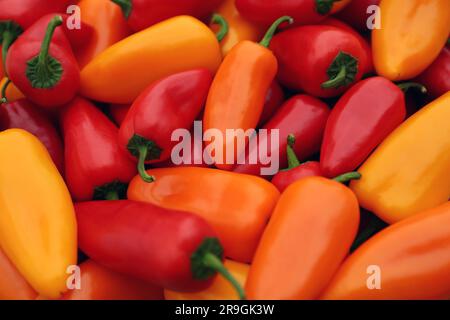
left=351, top=92, right=450, bottom=224
left=80, top=15, right=222, bottom=104
left=0, top=77, right=24, bottom=102
left=373, top=0, right=450, bottom=81
left=0, top=129, right=77, bottom=299
left=210, top=0, right=264, bottom=56
left=164, top=260, right=249, bottom=300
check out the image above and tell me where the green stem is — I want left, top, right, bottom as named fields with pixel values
left=259, top=16, right=293, bottom=48
left=286, top=134, right=301, bottom=169
left=38, top=16, right=63, bottom=67
left=333, top=172, right=361, bottom=184
left=211, top=14, right=229, bottom=42
left=202, top=253, right=246, bottom=300
left=1, top=78, right=11, bottom=103
left=105, top=190, right=119, bottom=201
left=397, top=82, right=427, bottom=94
left=137, top=145, right=155, bottom=183
left=321, top=65, right=346, bottom=89
left=1, top=31, right=14, bottom=75
left=111, top=0, right=132, bottom=19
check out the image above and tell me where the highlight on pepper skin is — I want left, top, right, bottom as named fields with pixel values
left=0, top=0, right=449, bottom=305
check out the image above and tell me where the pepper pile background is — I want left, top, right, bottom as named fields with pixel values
left=0, top=0, right=449, bottom=301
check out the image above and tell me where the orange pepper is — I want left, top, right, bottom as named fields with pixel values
left=321, top=201, right=450, bottom=300
left=330, top=0, right=352, bottom=13
left=62, top=260, right=164, bottom=300
left=373, top=0, right=450, bottom=81
left=165, top=260, right=249, bottom=300
left=0, top=248, right=37, bottom=300
left=210, top=0, right=264, bottom=56
left=127, top=167, right=280, bottom=263
left=0, top=77, right=24, bottom=102
left=75, top=0, right=131, bottom=68
left=204, top=16, right=290, bottom=170
left=246, top=176, right=360, bottom=300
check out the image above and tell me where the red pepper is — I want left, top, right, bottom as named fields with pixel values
left=6, top=15, right=80, bottom=108
left=416, top=46, right=450, bottom=99
left=270, top=25, right=372, bottom=98
left=336, top=0, right=381, bottom=32
left=320, top=77, right=411, bottom=178
left=258, top=81, right=285, bottom=126
left=112, top=0, right=224, bottom=32
left=118, top=69, right=213, bottom=183
left=61, top=97, right=136, bottom=201
left=0, top=98, right=64, bottom=173
left=235, top=0, right=341, bottom=27
left=76, top=200, right=246, bottom=299
left=233, top=94, right=329, bottom=176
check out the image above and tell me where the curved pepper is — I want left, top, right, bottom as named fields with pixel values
left=0, top=77, right=24, bottom=101
left=165, top=260, right=249, bottom=300
left=76, top=200, right=246, bottom=299
left=0, top=129, right=77, bottom=298
left=0, top=98, right=64, bottom=173
left=270, top=25, right=372, bottom=97
left=75, top=0, right=130, bottom=68
left=372, top=0, right=450, bottom=81
left=416, top=46, right=450, bottom=99
left=112, top=0, right=224, bottom=32
left=233, top=94, right=329, bottom=176
left=118, top=69, right=213, bottom=182
left=321, top=201, right=450, bottom=300
left=351, top=92, right=450, bottom=224
left=62, top=260, right=164, bottom=300
left=204, top=17, right=291, bottom=170
left=0, top=248, right=37, bottom=300
left=61, top=97, right=136, bottom=201
left=80, top=16, right=221, bottom=104
left=336, top=0, right=380, bottom=32
left=246, top=176, right=360, bottom=300
left=320, top=77, right=407, bottom=178
left=6, top=15, right=80, bottom=108
left=128, top=167, right=280, bottom=263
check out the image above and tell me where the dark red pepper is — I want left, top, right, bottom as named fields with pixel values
left=0, top=98, right=64, bottom=173
left=76, top=200, right=245, bottom=298
left=109, top=103, right=130, bottom=126
left=6, top=15, right=80, bottom=108
left=111, top=0, right=224, bottom=32
left=336, top=0, right=381, bottom=33
left=118, top=69, right=213, bottom=183
left=270, top=25, right=372, bottom=98
left=320, top=77, right=409, bottom=178
left=61, top=97, right=136, bottom=201
left=416, top=46, right=450, bottom=99
left=258, top=81, right=285, bottom=126
left=235, top=0, right=340, bottom=27
left=233, top=94, right=329, bottom=176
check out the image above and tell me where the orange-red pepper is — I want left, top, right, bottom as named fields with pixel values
left=0, top=77, right=24, bottom=102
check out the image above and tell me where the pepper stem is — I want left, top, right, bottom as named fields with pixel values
left=397, top=82, right=427, bottom=94
left=211, top=14, right=229, bottom=42
left=1, top=31, right=13, bottom=74
left=137, top=145, right=155, bottom=183
left=39, top=16, right=62, bottom=69
left=322, top=65, right=346, bottom=89
left=333, top=172, right=361, bottom=184
left=286, top=134, right=301, bottom=169
left=1, top=78, right=11, bottom=103
left=202, top=253, right=246, bottom=300
left=259, top=16, right=293, bottom=48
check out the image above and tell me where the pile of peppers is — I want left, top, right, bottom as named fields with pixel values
left=0, top=0, right=449, bottom=301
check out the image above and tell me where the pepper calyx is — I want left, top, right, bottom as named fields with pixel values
left=93, top=180, right=128, bottom=201
left=111, top=0, right=132, bottom=19
left=316, top=0, right=340, bottom=15
left=321, top=51, right=358, bottom=89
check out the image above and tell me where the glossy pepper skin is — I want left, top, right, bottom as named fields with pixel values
left=62, top=260, right=164, bottom=300
left=203, top=17, right=289, bottom=170
left=320, top=77, right=407, bottom=178
left=118, top=69, right=213, bottom=182
left=61, top=97, right=136, bottom=201
left=416, top=46, right=450, bottom=99
left=128, top=167, right=280, bottom=263
left=0, top=248, right=37, bottom=300
left=0, top=98, right=64, bottom=173
left=75, top=0, right=130, bottom=68
left=233, top=95, right=329, bottom=176
left=165, top=260, right=249, bottom=300
left=351, top=92, right=450, bottom=224
left=373, top=0, right=450, bottom=81
left=236, top=0, right=344, bottom=27
left=270, top=25, right=372, bottom=98
left=246, top=177, right=360, bottom=300
left=336, top=0, right=380, bottom=32
left=321, top=202, right=450, bottom=300
left=81, top=16, right=222, bottom=104
left=76, top=200, right=246, bottom=299
left=112, top=0, right=224, bottom=32
left=0, top=129, right=77, bottom=299
left=6, top=15, right=80, bottom=108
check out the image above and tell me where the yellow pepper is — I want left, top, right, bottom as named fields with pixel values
left=80, top=15, right=222, bottom=104
left=210, top=0, right=264, bottom=56
left=0, top=129, right=77, bottom=299
left=351, top=92, right=450, bottom=224
left=164, top=260, right=249, bottom=300
left=0, top=77, right=24, bottom=102
left=373, top=0, right=450, bottom=81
